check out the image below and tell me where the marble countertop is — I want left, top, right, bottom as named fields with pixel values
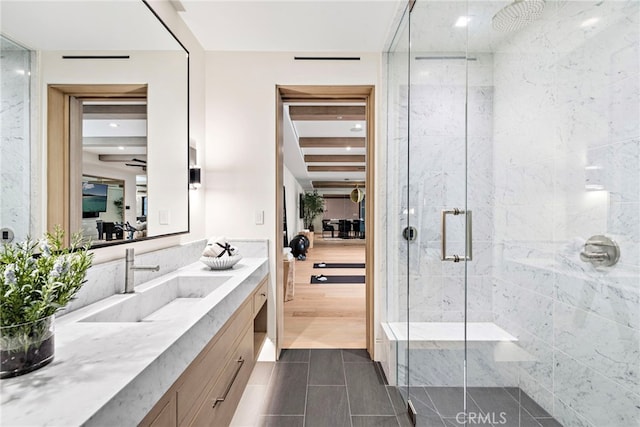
left=0, top=257, right=269, bottom=427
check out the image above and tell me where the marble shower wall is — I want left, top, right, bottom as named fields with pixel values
left=406, top=53, right=495, bottom=323
left=0, top=36, right=31, bottom=242
left=492, top=1, right=640, bottom=426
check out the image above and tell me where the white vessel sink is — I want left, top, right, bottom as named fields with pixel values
left=78, top=275, right=231, bottom=323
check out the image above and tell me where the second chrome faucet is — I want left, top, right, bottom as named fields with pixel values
left=124, top=248, right=160, bottom=293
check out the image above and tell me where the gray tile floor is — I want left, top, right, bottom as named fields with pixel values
left=232, top=349, right=564, bottom=427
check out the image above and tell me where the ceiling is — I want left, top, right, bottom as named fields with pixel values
left=0, top=1, right=180, bottom=51
left=178, top=0, right=403, bottom=52
left=82, top=102, right=148, bottom=175
left=284, top=104, right=366, bottom=192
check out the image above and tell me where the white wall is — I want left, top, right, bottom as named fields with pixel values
left=323, top=197, right=360, bottom=221
left=204, top=51, right=381, bottom=342
left=283, top=165, right=304, bottom=241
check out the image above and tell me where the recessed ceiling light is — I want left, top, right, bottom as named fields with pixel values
left=350, top=123, right=363, bottom=132
left=118, top=146, right=125, bottom=150
left=109, top=123, right=119, bottom=128
left=346, top=146, right=352, bottom=151
left=455, top=16, right=471, bottom=27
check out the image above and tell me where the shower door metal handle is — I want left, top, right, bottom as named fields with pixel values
left=441, top=208, right=472, bottom=262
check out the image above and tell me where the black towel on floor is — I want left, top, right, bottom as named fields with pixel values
left=310, top=275, right=366, bottom=284
left=313, top=262, right=365, bottom=269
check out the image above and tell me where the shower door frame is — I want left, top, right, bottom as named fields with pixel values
left=398, top=0, right=474, bottom=423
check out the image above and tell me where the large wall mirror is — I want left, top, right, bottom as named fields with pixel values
left=0, top=0, right=189, bottom=248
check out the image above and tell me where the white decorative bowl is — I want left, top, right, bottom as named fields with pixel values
left=200, top=254, right=242, bottom=270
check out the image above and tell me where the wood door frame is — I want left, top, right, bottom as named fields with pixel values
left=275, top=85, right=375, bottom=358
left=47, top=84, right=147, bottom=243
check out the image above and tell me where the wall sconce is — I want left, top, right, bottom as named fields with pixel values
left=189, top=166, right=201, bottom=190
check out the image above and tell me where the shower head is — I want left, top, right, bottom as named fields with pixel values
left=492, top=0, right=545, bottom=32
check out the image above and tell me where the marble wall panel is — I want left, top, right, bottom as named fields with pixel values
left=492, top=1, right=640, bottom=425
left=554, top=300, right=639, bottom=390
left=555, top=352, right=640, bottom=426
left=0, top=37, right=31, bottom=242
left=554, top=269, right=640, bottom=330
left=493, top=278, right=553, bottom=345
left=399, top=345, right=517, bottom=388
left=553, top=397, right=594, bottom=427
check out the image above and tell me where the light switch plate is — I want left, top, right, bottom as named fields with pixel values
left=159, top=210, right=170, bottom=225
left=255, top=210, right=264, bottom=225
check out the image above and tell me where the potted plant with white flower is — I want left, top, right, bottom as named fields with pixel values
left=0, top=227, right=93, bottom=378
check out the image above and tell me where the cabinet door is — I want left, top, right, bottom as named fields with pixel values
left=189, top=325, right=254, bottom=427
left=253, top=279, right=268, bottom=315
left=177, top=300, right=252, bottom=424
left=141, top=393, right=176, bottom=427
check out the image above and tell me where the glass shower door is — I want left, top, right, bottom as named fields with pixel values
left=404, top=0, right=474, bottom=424
left=384, top=0, right=411, bottom=416
left=391, top=1, right=640, bottom=426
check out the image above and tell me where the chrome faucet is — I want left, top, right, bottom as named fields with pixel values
left=124, top=248, right=160, bottom=293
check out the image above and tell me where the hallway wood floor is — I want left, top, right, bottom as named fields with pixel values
left=283, top=240, right=366, bottom=349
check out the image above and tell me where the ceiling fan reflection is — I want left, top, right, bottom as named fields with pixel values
left=125, top=158, right=147, bottom=171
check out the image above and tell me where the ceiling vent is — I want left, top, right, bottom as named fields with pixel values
left=294, top=56, right=360, bottom=61
left=62, top=55, right=130, bottom=60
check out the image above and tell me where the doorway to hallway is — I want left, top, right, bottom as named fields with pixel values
left=275, top=85, right=375, bottom=357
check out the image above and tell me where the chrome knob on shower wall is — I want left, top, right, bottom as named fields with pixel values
left=0, top=228, right=14, bottom=244
left=403, top=226, right=417, bottom=241
left=580, top=235, right=620, bottom=267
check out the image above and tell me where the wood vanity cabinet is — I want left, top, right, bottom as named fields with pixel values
left=139, top=277, right=268, bottom=427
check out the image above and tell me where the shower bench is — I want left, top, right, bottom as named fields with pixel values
left=380, top=322, right=528, bottom=387
left=383, top=322, right=517, bottom=345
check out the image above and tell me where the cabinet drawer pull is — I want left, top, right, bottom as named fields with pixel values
left=212, top=357, right=245, bottom=408
left=260, top=293, right=266, bottom=297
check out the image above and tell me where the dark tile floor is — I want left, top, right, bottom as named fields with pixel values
left=256, top=349, right=564, bottom=427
